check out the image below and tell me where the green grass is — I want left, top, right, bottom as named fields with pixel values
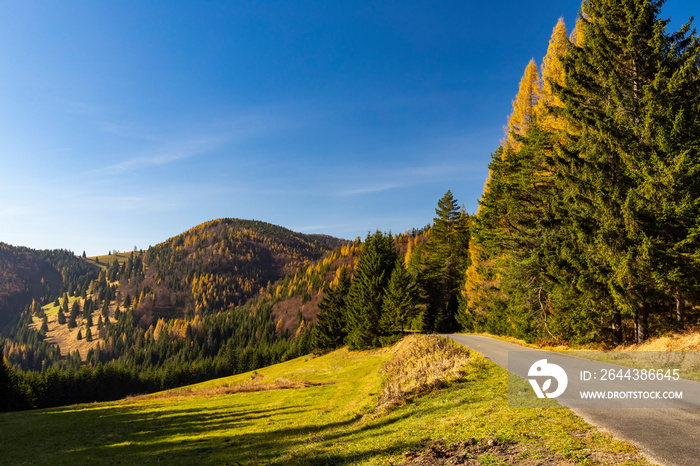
left=0, top=339, right=648, bottom=465
left=86, top=251, right=135, bottom=268
left=33, top=296, right=80, bottom=323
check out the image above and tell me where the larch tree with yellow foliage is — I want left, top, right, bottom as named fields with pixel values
left=504, top=58, right=541, bottom=151
left=461, top=59, right=545, bottom=329
left=460, top=19, right=586, bottom=341
left=534, top=17, right=568, bottom=133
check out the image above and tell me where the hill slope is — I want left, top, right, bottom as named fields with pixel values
left=5, top=219, right=349, bottom=377
left=0, top=243, right=98, bottom=333
left=112, top=218, right=346, bottom=326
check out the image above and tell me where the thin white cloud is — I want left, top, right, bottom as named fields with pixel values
left=335, top=161, right=478, bottom=197
left=87, top=134, right=228, bottom=176
left=332, top=132, right=491, bottom=197
left=84, top=109, right=303, bottom=177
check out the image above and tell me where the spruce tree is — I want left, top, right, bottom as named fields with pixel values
left=57, top=307, right=66, bottom=325
left=345, top=231, right=399, bottom=350
left=312, top=266, right=351, bottom=352
left=418, top=191, right=471, bottom=332
left=380, top=260, right=419, bottom=333
left=40, top=316, right=49, bottom=335
left=554, top=0, right=700, bottom=342
left=0, top=346, right=22, bottom=411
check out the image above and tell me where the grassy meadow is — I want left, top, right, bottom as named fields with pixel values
left=86, top=251, right=135, bottom=268
left=0, top=336, right=648, bottom=465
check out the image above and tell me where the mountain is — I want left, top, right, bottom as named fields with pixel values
left=1, top=220, right=431, bottom=408
left=2, top=219, right=348, bottom=373
left=110, top=218, right=347, bottom=327
left=0, top=243, right=99, bottom=333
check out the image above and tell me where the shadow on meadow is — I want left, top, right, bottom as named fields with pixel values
left=27, top=396, right=417, bottom=465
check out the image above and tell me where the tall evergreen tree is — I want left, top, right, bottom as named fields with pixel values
left=57, top=307, right=66, bottom=325
left=345, top=231, right=398, bottom=350
left=380, top=260, right=419, bottom=333
left=535, top=18, right=570, bottom=134
left=554, top=0, right=700, bottom=342
left=419, top=191, right=471, bottom=332
left=40, top=316, right=49, bottom=335
left=311, top=266, right=351, bottom=352
left=0, top=346, right=22, bottom=411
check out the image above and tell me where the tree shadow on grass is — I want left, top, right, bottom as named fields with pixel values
left=21, top=399, right=420, bottom=465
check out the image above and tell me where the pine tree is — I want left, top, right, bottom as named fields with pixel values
left=504, top=59, right=541, bottom=150
left=40, top=316, right=49, bottom=335
left=67, top=310, right=77, bottom=329
left=345, top=231, right=399, bottom=350
left=57, top=307, right=66, bottom=325
left=554, top=0, right=700, bottom=342
left=534, top=18, right=569, bottom=134
left=61, top=294, right=69, bottom=317
left=0, top=346, right=23, bottom=411
left=380, top=260, right=419, bottom=333
left=418, top=191, right=471, bottom=332
left=311, top=266, right=351, bottom=352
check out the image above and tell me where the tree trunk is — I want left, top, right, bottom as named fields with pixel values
left=612, top=312, right=622, bottom=346
left=636, top=303, right=648, bottom=344
left=675, top=290, right=684, bottom=325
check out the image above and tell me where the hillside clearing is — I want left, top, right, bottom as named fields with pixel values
left=0, top=336, right=648, bottom=465
left=30, top=296, right=115, bottom=358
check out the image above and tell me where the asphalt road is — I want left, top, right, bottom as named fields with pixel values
left=445, top=334, right=700, bottom=466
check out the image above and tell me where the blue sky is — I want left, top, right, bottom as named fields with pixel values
left=0, top=1, right=696, bottom=255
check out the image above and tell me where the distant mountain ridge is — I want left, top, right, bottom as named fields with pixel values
left=112, top=218, right=347, bottom=326
left=0, top=219, right=345, bottom=334
left=0, top=243, right=99, bottom=333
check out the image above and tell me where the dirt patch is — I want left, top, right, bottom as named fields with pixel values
left=400, top=438, right=570, bottom=465
left=400, top=436, right=648, bottom=465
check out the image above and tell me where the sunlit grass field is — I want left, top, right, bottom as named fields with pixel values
left=0, top=337, right=647, bottom=465
left=86, top=251, right=134, bottom=268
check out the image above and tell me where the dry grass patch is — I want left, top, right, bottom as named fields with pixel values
left=126, top=376, right=332, bottom=402
left=619, top=328, right=700, bottom=351
left=376, top=334, right=484, bottom=412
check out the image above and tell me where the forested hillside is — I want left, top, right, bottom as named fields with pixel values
left=111, top=218, right=345, bottom=326
left=0, top=219, right=356, bottom=408
left=0, top=243, right=99, bottom=333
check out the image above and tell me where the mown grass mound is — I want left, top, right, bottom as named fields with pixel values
left=0, top=336, right=648, bottom=465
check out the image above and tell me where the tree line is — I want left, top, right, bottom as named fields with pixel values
left=462, top=0, right=700, bottom=345
left=312, top=190, right=471, bottom=352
